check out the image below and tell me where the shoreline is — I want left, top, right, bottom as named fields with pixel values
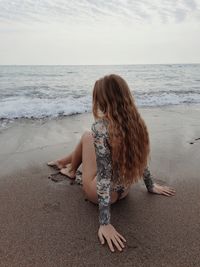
left=0, top=105, right=200, bottom=266
left=1, top=103, right=200, bottom=130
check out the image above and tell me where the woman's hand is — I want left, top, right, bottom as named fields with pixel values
left=150, top=183, right=176, bottom=196
left=98, top=224, right=126, bottom=252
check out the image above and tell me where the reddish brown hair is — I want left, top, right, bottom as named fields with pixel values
left=92, top=74, right=150, bottom=186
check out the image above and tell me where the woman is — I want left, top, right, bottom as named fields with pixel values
left=48, top=74, right=175, bottom=252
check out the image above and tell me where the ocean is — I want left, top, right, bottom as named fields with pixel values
left=0, top=64, right=200, bottom=128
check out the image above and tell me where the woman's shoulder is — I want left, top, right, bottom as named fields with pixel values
left=91, top=118, right=108, bottom=135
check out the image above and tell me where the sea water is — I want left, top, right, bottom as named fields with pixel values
left=0, top=64, right=200, bottom=127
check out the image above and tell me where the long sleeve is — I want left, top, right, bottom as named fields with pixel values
left=143, top=167, right=155, bottom=192
left=91, top=120, right=112, bottom=225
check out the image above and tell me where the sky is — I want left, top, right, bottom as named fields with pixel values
left=0, top=0, right=200, bottom=65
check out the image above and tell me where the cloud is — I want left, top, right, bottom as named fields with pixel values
left=0, top=0, right=200, bottom=64
left=0, top=0, right=199, bottom=26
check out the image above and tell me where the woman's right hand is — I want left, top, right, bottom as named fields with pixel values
left=98, top=224, right=126, bottom=252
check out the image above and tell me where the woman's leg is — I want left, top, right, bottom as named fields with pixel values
left=70, top=139, right=83, bottom=172
left=48, top=153, right=73, bottom=169
left=59, top=138, right=84, bottom=177
left=57, top=131, right=130, bottom=203
left=81, top=131, right=129, bottom=204
left=81, top=131, right=98, bottom=202
left=50, top=139, right=83, bottom=172
left=56, top=153, right=73, bottom=167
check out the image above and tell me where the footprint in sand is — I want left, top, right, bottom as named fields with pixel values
left=126, top=232, right=152, bottom=260
left=125, top=233, right=140, bottom=250
left=189, top=137, right=200, bottom=145
left=48, top=172, right=67, bottom=183
left=48, top=170, right=83, bottom=185
left=42, top=201, right=61, bottom=213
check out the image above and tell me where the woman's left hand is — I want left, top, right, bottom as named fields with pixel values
left=150, top=183, right=176, bottom=196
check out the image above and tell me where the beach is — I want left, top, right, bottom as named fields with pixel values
left=0, top=105, right=200, bottom=266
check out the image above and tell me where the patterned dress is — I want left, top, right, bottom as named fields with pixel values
left=91, top=119, right=155, bottom=225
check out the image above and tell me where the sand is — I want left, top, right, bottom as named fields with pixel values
left=0, top=106, right=200, bottom=267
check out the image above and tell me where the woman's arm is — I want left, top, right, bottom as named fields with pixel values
left=143, top=167, right=155, bottom=192
left=92, top=120, right=112, bottom=225
left=92, top=120, right=126, bottom=252
left=143, top=167, right=176, bottom=196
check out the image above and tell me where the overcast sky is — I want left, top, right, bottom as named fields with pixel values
left=0, top=0, right=200, bottom=65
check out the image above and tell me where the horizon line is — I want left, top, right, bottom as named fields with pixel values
left=0, top=63, right=200, bottom=66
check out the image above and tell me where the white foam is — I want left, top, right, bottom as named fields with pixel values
left=136, top=91, right=200, bottom=107
left=0, top=95, right=92, bottom=119
left=1, top=91, right=200, bottom=122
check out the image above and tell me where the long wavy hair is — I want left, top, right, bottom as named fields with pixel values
left=92, top=74, right=150, bottom=186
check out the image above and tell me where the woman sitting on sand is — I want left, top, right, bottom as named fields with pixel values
left=48, top=74, right=175, bottom=252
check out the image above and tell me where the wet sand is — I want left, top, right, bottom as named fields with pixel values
left=0, top=106, right=200, bottom=267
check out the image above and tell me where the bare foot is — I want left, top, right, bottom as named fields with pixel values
left=60, top=164, right=76, bottom=179
left=47, top=160, right=66, bottom=170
